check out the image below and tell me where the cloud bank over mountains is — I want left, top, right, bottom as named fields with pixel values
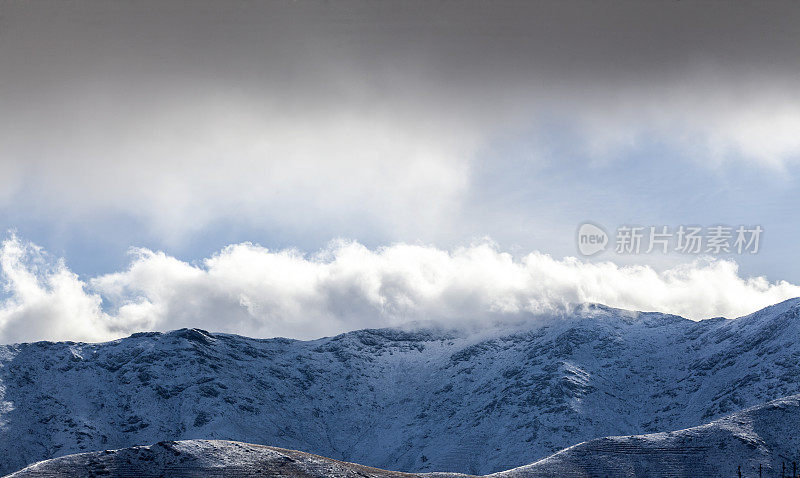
left=1, top=235, right=798, bottom=344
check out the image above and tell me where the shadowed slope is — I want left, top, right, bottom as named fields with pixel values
left=8, top=394, right=800, bottom=478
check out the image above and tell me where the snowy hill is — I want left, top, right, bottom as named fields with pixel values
left=8, top=395, right=800, bottom=477
left=2, top=299, right=800, bottom=475
left=4, top=440, right=431, bottom=478
left=495, top=394, right=800, bottom=477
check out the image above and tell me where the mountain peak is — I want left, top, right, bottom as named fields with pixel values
left=167, top=328, right=216, bottom=344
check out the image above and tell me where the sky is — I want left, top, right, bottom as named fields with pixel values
left=1, top=0, right=800, bottom=342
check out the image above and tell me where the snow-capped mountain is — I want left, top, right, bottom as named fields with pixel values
left=9, top=394, right=800, bottom=477
left=496, top=393, right=800, bottom=477
left=2, top=299, right=800, bottom=475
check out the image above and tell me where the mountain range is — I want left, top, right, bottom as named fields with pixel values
left=2, top=298, right=800, bottom=476
left=10, top=395, right=800, bottom=477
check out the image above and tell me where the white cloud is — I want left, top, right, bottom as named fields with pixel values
left=1, top=235, right=798, bottom=343
left=0, top=237, right=122, bottom=344
left=4, top=74, right=798, bottom=247
left=1, top=95, right=475, bottom=239
left=543, top=74, right=800, bottom=167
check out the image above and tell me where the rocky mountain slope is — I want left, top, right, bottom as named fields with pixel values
left=9, top=395, right=800, bottom=477
left=4, top=440, right=427, bottom=478
left=2, top=299, right=800, bottom=475
left=496, top=394, right=800, bottom=477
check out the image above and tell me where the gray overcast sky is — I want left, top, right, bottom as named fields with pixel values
left=1, top=1, right=800, bottom=341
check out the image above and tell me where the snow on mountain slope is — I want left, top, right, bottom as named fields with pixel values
left=3, top=440, right=432, bottom=478
left=1, top=299, right=800, bottom=475
left=8, top=395, right=800, bottom=478
left=494, top=394, right=800, bottom=478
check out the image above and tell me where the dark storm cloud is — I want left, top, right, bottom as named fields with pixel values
left=3, top=0, right=798, bottom=117
left=0, top=0, right=799, bottom=235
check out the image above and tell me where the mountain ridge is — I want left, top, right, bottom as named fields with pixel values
left=1, top=299, right=799, bottom=475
